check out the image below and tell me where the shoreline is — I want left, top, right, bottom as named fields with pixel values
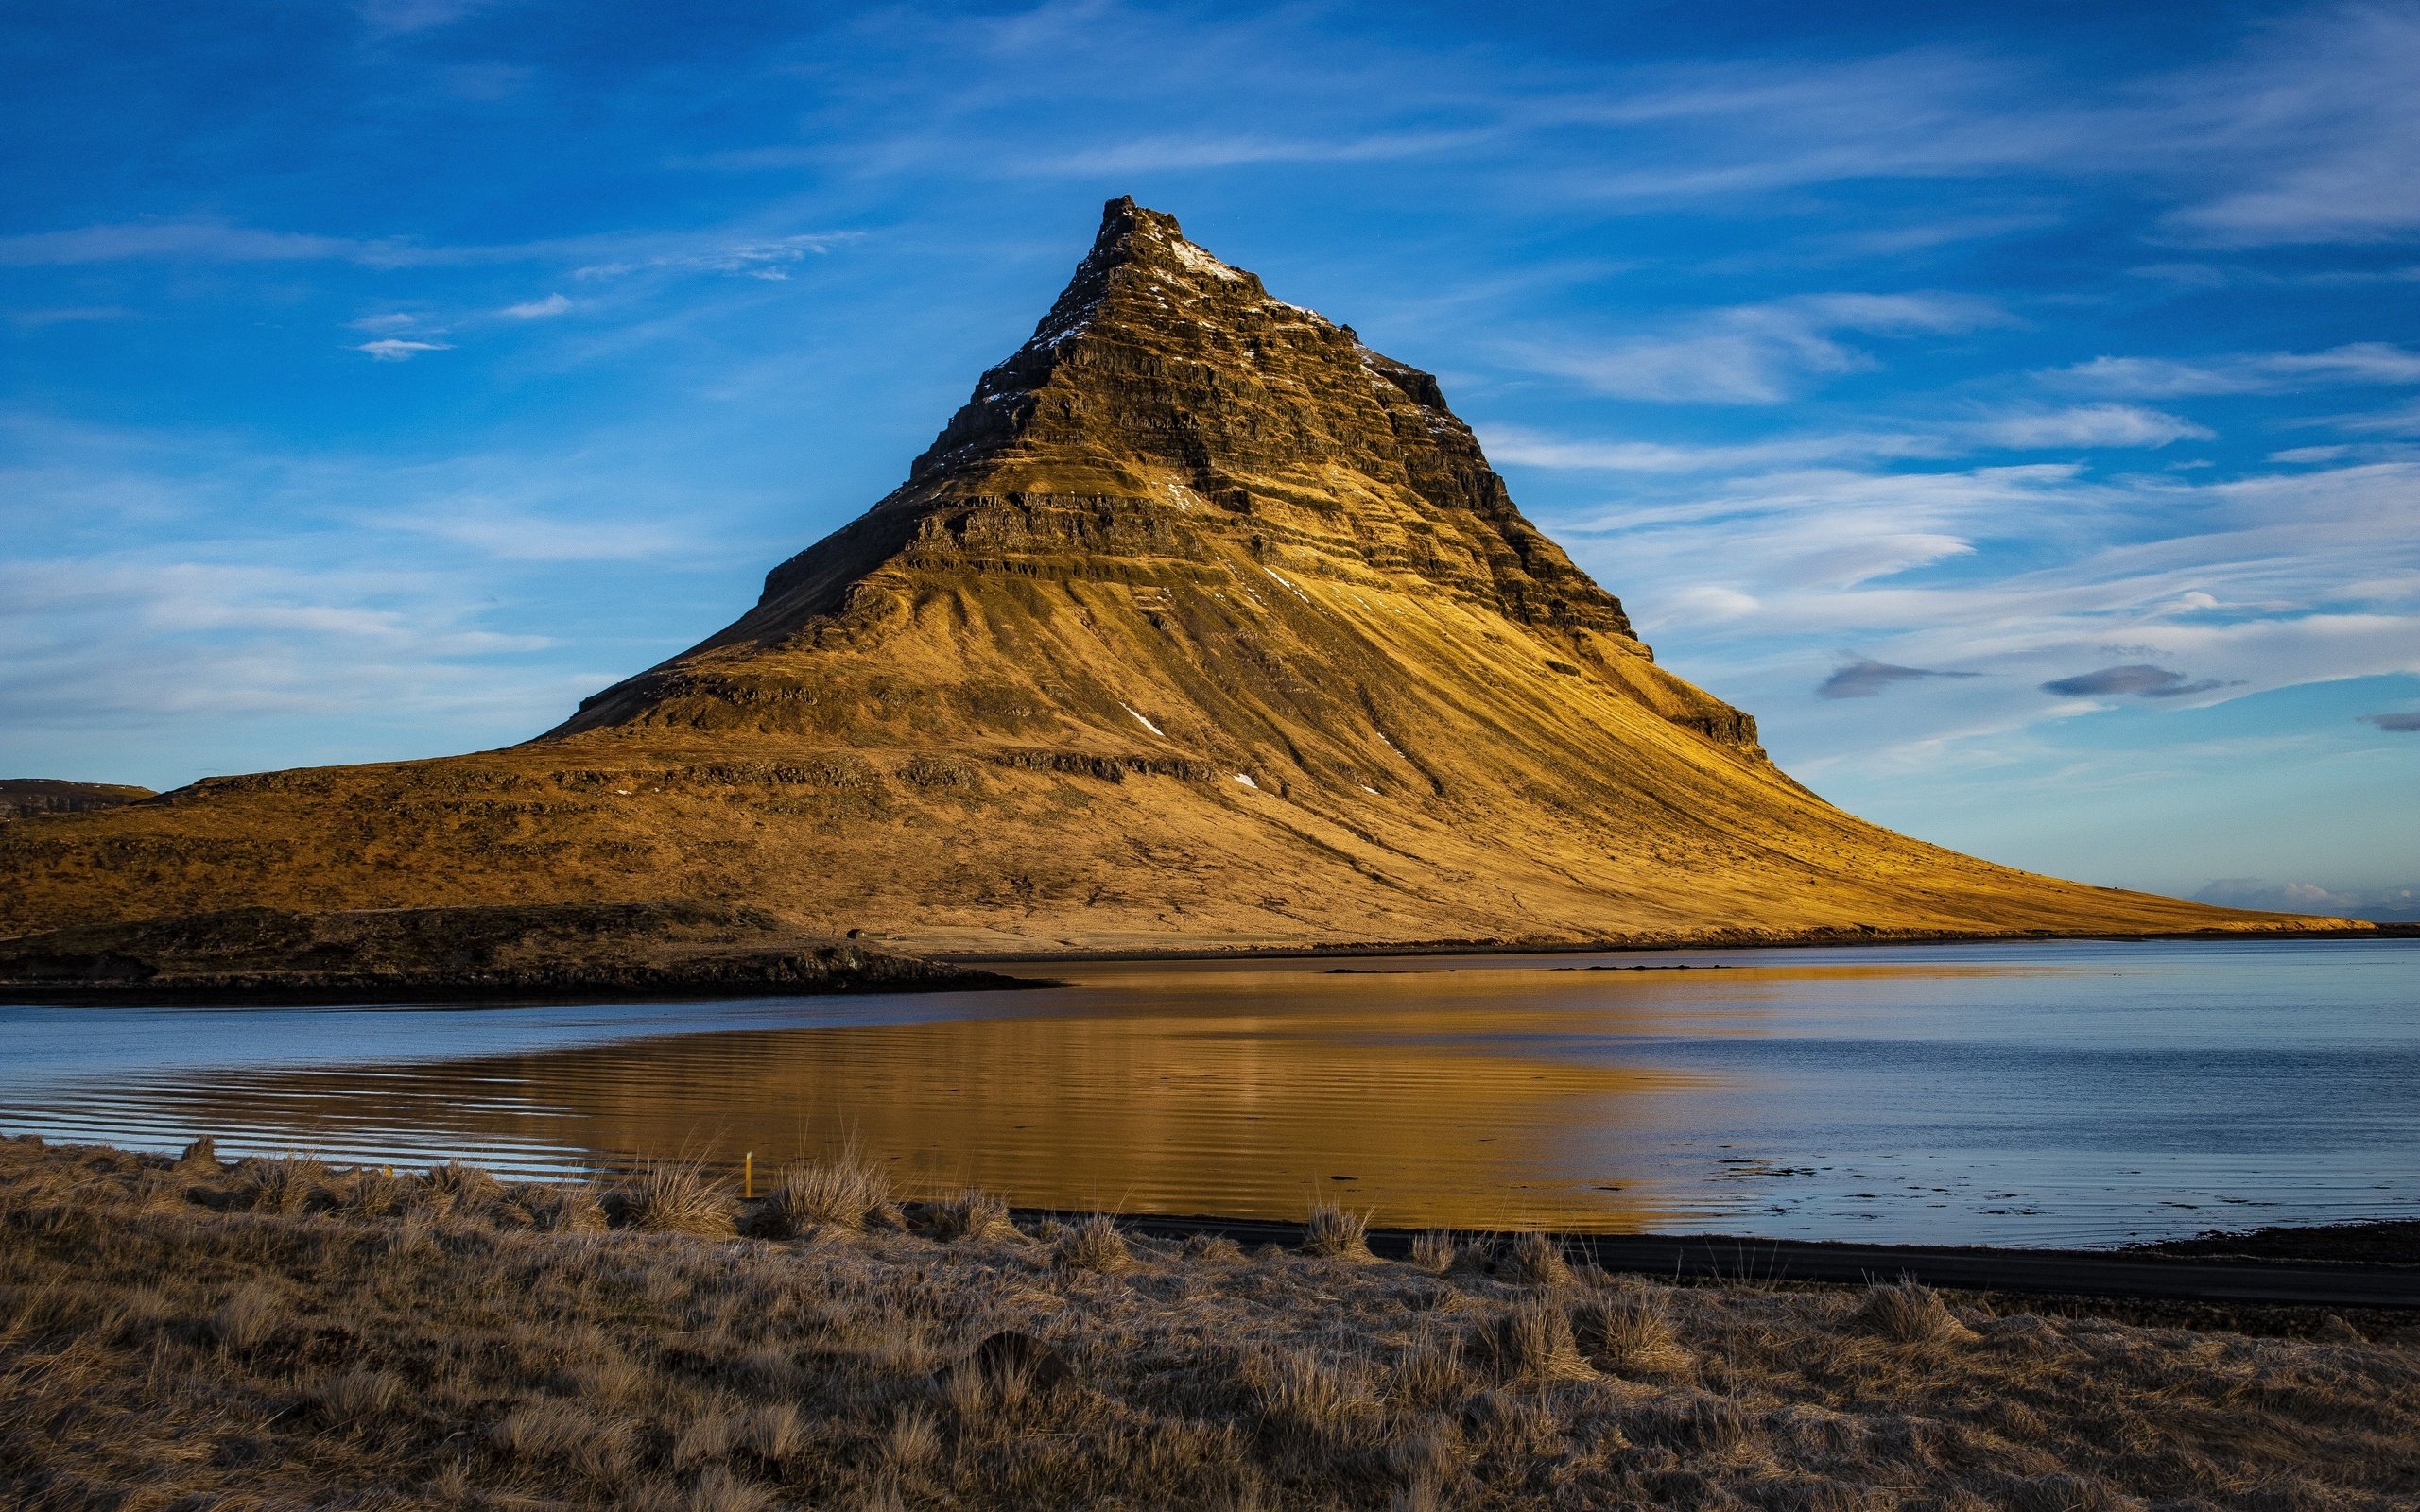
left=937, top=919, right=2417, bottom=965
left=0, top=970, right=1061, bottom=1008
left=3, top=911, right=2405, bottom=1006
left=1029, top=1211, right=2420, bottom=1312
left=15, top=1133, right=2414, bottom=1306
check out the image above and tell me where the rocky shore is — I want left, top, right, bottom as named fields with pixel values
left=0, top=901, right=1033, bottom=1003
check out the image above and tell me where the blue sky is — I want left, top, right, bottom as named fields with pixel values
left=3, top=1, right=2416, bottom=918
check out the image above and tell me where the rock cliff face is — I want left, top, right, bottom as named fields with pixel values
left=0, top=199, right=2347, bottom=951
left=0, top=780, right=155, bottom=823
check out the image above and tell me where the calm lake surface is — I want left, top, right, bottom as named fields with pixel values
left=2, top=937, right=2412, bottom=1246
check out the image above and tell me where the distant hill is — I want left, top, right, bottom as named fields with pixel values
left=0, top=780, right=154, bottom=823
left=0, top=199, right=2351, bottom=952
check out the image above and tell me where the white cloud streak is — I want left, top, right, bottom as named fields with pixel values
left=1482, top=404, right=2209, bottom=475
left=355, top=338, right=451, bottom=361
left=1511, top=293, right=2008, bottom=404
left=2049, top=344, right=2420, bottom=397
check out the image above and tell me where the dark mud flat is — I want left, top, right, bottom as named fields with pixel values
left=0, top=901, right=1036, bottom=1004
left=1080, top=1212, right=2420, bottom=1316
left=2135, top=1219, right=2420, bottom=1266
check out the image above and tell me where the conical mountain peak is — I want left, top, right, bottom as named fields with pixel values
left=1019, top=196, right=1278, bottom=347
left=0, top=198, right=2315, bottom=952
left=680, top=196, right=1643, bottom=685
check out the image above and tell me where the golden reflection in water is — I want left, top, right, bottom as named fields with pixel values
left=72, top=956, right=2055, bottom=1230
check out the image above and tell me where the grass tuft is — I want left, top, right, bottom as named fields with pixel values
left=1853, top=1279, right=1980, bottom=1345
left=1407, top=1228, right=1458, bottom=1273
left=610, top=1159, right=738, bottom=1237
left=886, top=1405, right=942, bottom=1472
left=1493, top=1231, right=1576, bottom=1288
left=208, top=1283, right=284, bottom=1351
left=1250, top=1347, right=1377, bottom=1447
left=742, top=1145, right=893, bottom=1237
left=424, top=1160, right=507, bottom=1211
left=925, top=1187, right=1018, bottom=1244
left=331, top=1164, right=414, bottom=1219
left=1575, top=1287, right=1692, bottom=1374
left=1300, top=1199, right=1375, bottom=1262
left=1057, top=1212, right=1137, bottom=1273
left=232, top=1154, right=326, bottom=1214
left=1484, top=1295, right=1596, bottom=1382
left=317, top=1367, right=402, bottom=1425
left=518, top=1178, right=609, bottom=1232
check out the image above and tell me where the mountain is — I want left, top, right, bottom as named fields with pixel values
left=0, top=198, right=2346, bottom=952
left=0, top=780, right=155, bottom=823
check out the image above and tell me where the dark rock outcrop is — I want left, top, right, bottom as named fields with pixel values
left=0, top=902, right=1026, bottom=1002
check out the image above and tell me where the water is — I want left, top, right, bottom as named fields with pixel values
left=1, top=937, right=2411, bottom=1246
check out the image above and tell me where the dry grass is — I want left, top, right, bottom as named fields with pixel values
left=4, top=1134, right=2417, bottom=1512
left=1056, top=1212, right=1138, bottom=1274
left=742, top=1144, right=896, bottom=1238
left=927, top=1187, right=1021, bottom=1244
left=1488, top=1230, right=1576, bottom=1289
left=610, top=1157, right=740, bottom=1237
left=1407, top=1228, right=1457, bottom=1274
left=1854, top=1277, right=1984, bottom=1345
left=1574, top=1284, right=1692, bottom=1374
left=1301, top=1199, right=1375, bottom=1262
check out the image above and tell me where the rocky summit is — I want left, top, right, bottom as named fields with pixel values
left=0, top=199, right=2349, bottom=953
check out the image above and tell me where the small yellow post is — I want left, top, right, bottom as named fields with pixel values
left=743, top=1152, right=753, bottom=1199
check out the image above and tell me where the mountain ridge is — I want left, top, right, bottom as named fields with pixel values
left=0, top=198, right=2352, bottom=951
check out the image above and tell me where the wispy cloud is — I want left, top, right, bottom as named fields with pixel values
left=0, top=220, right=356, bottom=266
left=356, top=0, right=491, bottom=36
left=2328, top=398, right=2420, bottom=435
left=1534, top=7, right=2420, bottom=245
left=1483, top=404, right=2205, bottom=475
left=2192, top=877, right=2418, bottom=921
left=0, top=219, right=859, bottom=279
left=1512, top=292, right=2007, bottom=403
left=0, top=411, right=770, bottom=779
left=2048, top=343, right=2420, bottom=396
left=1036, top=129, right=1489, bottom=175
left=569, top=233, right=855, bottom=283
left=1966, top=404, right=2212, bottom=449
left=377, top=506, right=690, bottom=563
left=355, top=338, right=451, bottom=361
left=2362, top=710, right=2420, bottom=731
left=2156, top=4, right=2420, bottom=244
left=0, top=555, right=555, bottom=731
left=1482, top=426, right=1934, bottom=474
left=499, top=293, right=572, bottom=318
left=8, top=306, right=131, bottom=327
